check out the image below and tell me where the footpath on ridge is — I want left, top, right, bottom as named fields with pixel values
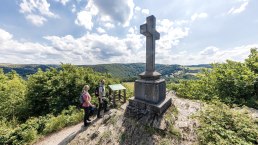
left=34, top=93, right=258, bottom=145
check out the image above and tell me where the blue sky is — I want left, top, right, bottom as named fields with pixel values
left=0, top=0, right=257, bottom=65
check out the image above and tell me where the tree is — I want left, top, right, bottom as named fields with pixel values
left=0, top=69, right=27, bottom=120
left=245, top=48, right=258, bottom=73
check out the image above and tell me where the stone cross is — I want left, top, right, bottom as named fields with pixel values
left=140, top=15, right=160, bottom=73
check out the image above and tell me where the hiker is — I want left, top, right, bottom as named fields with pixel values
left=97, top=79, right=109, bottom=118
left=82, top=85, right=95, bottom=126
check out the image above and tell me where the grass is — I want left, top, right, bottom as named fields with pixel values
left=97, top=130, right=112, bottom=145
left=122, top=82, right=134, bottom=99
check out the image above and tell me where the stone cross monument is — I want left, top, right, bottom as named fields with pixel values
left=140, top=15, right=160, bottom=75
left=126, top=15, right=172, bottom=116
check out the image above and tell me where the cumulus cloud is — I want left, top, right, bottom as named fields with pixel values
left=26, top=14, right=47, bottom=26
left=75, top=0, right=134, bottom=30
left=44, top=32, right=144, bottom=64
left=135, top=6, right=141, bottom=12
left=71, top=4, right=76, bottom=13
left=200, top=46, right=219, bottom=55
left=156, top=19, right=189, bottom=51
left=75, top=11, right=95, bottom=30
left=56, top=0, right=70, bottom=6
left=96, top=27, right=106, bottom=34
left=141, top=9, right=150, bottom=15
left=0, top=28, right=61, bottom=64
left=19, top=0, right=58, bottom=26
left=228, top=1, right=249, bottom=15
left=154, top=44, right=258, bottom=65
left=191, top=13, right=208, bottom=21
left=0, top=29, right=13, bottom=41
left=75, top=0, right=98, bottom=30
left=102, top=23, right=115, bottom=29
left=93, top=0, right=134, bottom=26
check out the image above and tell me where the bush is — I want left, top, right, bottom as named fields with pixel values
left=171, top=49, right=258, bottom=108
left=0, top=106, right=83, bottom=145
left=195, top=101, right=258, bottom=145
left=43, top=106, right=83, bottom=134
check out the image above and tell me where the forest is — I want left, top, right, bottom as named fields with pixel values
left=0, top=48, right=257, bottom=145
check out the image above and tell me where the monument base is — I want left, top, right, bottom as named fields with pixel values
left=134, top=78, right=166, bottom=104
left=126, top=96, right=172, bottom=116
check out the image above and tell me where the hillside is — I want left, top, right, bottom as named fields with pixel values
left=0, top=64, right=59, bottom=78
left=84, top=63, right=182, bottom=80
left=0, top=63, right=186, bottom=80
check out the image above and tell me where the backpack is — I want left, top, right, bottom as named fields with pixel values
left=94, top=86, right=99, bottom=96
left=79, top=93, right=84, bottom=104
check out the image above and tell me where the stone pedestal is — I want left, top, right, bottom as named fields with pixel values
left=134, top=78, right=166, bottom=104
left=127, top=96, right=172, bottom=115
left=126, top=77, right=171, bottom=115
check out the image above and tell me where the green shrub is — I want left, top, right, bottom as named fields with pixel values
left=195, top=101, right=258, bottom=145
left=171, top=49, right=258, bottom=108
left=43, top=106, right=83, bottom=134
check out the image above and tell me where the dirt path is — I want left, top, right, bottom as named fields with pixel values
left=34, top=122, right=85, bottom=145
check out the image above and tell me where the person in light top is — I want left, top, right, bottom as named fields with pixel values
left=82, top=85, right=95, bottom=126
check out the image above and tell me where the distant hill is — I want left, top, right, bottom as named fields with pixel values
left=0, top=63, right=211, bottom=80
left=83, top=63, right=182, bottom=81
left=0, top=64, right=59, bottom=78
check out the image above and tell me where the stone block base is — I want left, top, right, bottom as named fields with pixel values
left=124, top=96, right=172, bottom=129
left=126, top=96, right=172, bottom=116
left=134, top=78, right=166, bottom=104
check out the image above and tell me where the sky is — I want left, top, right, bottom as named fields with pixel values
left=0, top=0, right=257, bottom=65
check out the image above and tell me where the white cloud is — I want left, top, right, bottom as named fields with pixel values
left=165, top=44, right=257, bottom=65
left=0, top=29, right=13, bottom=41
left=75, top=0, right=135, bottom=30
left=0, top=28, right=61, bottom=64
left=96, top=27, right=106, bottom=34
left=156, top=19, right=189, bottom=51
left=228, top=1, right=248, bottom=15
left=200, top=46, right=219, bottom=55
left=93, top=0, right=134, bottom=27
left=141, top=9, right=150, bottom=15
left=75, top=11, right=95, bottom=30
left=191, top=13, right=208, bottom=21
left=19, top=0, right=58, bottom=26
left=135, top=6, right=141, bottom=12
left=71, top=4, right=76, bottom=13
left=102, top=23, right=115, bottom=29
left=44, top=33, right=138, bottom=64
left=56, top=0, right=70, bottom=6
left=26, top=14, right=47, bottom=26
left=75, top=0, right=98, bottom=30
left=1, top=25, right=257, bottom=65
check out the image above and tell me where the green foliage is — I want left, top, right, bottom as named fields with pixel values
left=195, top=101, right=258, bottom=145
left=0, top=64, right=119, bottom=144
left=43, top=106, right=83, bottom=134
left=0, top=106, right=83, bottom=145
left=0, top=69, right=27, bottom=120
left=26, top=64, right=118, bottom=116
left=122, top=82, right=134, bottom=100
left=0, top=64, right=59, bottom=79
left=245, top=48, right=258, bottom=73
left=86, top=63, right=182, bottom=81
left=171, top=49, right=258, bottom=108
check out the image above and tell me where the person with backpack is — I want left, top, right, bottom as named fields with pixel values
left=81, top=85, right=95, bottom=126
left=97, top=79, right=108, bottom=118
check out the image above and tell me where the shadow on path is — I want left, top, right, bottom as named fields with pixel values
left=58, top=118, right=100, bottom=145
